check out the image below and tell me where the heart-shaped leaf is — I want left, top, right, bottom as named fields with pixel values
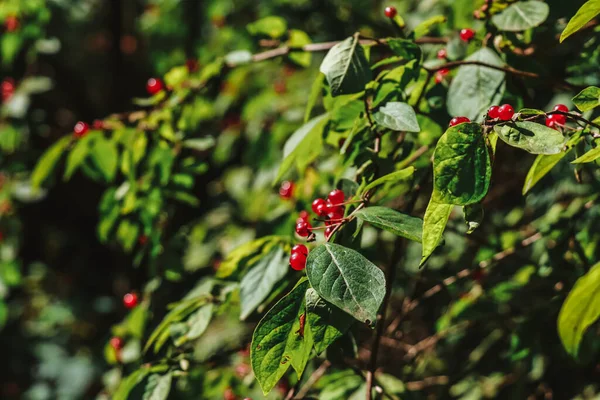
left=320, top=35, right=372, bottom=97
left=494, top=121, right=567, bottom=155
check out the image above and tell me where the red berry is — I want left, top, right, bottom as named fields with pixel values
left=384, top=6, right=397, bottom=18
left=5, top=15, right=19, bottom=32
left=297, top=210, right=309, bottom=223
left=223, top=387, right=236, bottom=400
left=324, top=226, right=334, bottom=239
left=123, top=292, right=138, bottom=309
left=146, top=78, right=164, bottom=95
left=545, top=114, right=565, bottom=129
left=110, top=337, right=124, bottom=350
left=312, top=198, right=327, bottom=216
left=459, top=28, right=475, bottom=42
left=327, top=206, right=344, bottom=221
left=434, top=68, right=450, bottom=84
left=327, top=189, right=345, bottom=206
left=279, top=181, right=294, bottom=199
left=289, top=251, right=307, bottom=271
left=292, top=244, right=308, bottom=256
left=92, top=119, right=105, bottom=130
left=448, top=116, right=470, bottom=127
left=437, top=48, right=447, bottom=60
left=73, top=121, right=89, bottom=138
left=1, top=78, right=15, bottom=102
left=487, top=105, right=500, bottom=119
left=295, top=220, right=311, bottom=237
left=553, top=104, right=568, bottom=113
left=186, top=59, right=199, bottom=72
left=498, top=104, right=514, bottom=121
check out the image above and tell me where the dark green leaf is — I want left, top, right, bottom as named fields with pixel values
left=558, top=262, right=600, bottom=357
left=560, top=0, right=600, bottom=42
left=492, top=1, right=549, bottom=31
left=494, top=121, right=567, bottom=154
left=92, top=138, right=119, bottom=182
left=143, top=373, right=172, bottom=400
left=247, top=16, right=287, bottom=38
left=306, top=243, right=385, bottom=324
left=420, top=199, right=453, bottom=267
left=572, top=86, right=600, bottom=112
left=387, top=39, right=421, bottom=61
left=373, top=102, right=420, bottom=132
left=31, top=136, right=71, bottom=188
left=413, top=16, right=446, bottom=38
left=251, top=279, right=312, bottom=395
left=319, top=35, right=372, bottom=97
left=113, top=368, right=150, bottom=400
left=572, top=146, right=600, bottom=163
left=433, top=123, right=491, bottom=205
left=523, top=152, right=567, bottom=194
left=306, top=288, right=353, bottom=355
left=354, top=206, right=423, bottom=242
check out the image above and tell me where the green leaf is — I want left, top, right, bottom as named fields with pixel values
left=522, top=152, right=567, bottom=194
left=558, top=262, right=600, bottom=357
left=463, top=203, right=484, bottom=234
left=386, top=39, right=421, bottom=61
left=113, top=368, right=150, bottom=400
left=560, top=0, right=600, bottom=42
left=319, top=35, right=372, bottom=97
left=251, top=279, right=312, bottom=395
left=413, top=15, right=446, bottom=38
left=572, top=146, right=600, bottom=163
left=143, top=373, right=172, bottom=400
left=288, top=29, right=312, bottom=68
left=174, top=303, right=214, bottom=345
left=362, top=167, right=415, bottom=193
left=247, top=16, right=287, bottom=38
left=240, top=247, right=289, bottom=320
left=275, top=114, right=328, bottom=182
left=494, top=121, right=567, bottom=155
left=447, top=48, right=505, bottom=121
left=306, top=243, right=385, bottom=324
left=373, top=102, right=420, bottom=132
left=217, top=236, right=286, bottom=278
left=433, top=123, right=491, bottom=205
left=355, top=206, right=423, bottom=242
left=572, top=86, right=600, bottom=112
left=64, top=133, right=100, bottom=180
left=420, top=199, right=453, bottom=267
left=491, top=1, right=549, bottom=31
left=305, top=288, right=353, bottom=355
left=92, top=138, right=119, bottom=182
left=518, top=108, right=545, bottom=117
left=31, top=136, right=71, bottom=189
left=304, top=73, right=324, bottom=123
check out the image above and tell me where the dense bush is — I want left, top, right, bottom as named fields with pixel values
left=2, top=0, right=600, bottom=399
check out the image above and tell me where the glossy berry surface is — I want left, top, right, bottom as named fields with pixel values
left=437, top=48, right=447, bottom=60
left=497, top=104, right=514, bottom=121
left=448, top=116, right=470, bottom=127
left=384, top=6, right=397, bottom=18
left=291, top=244, right=308, bottom=256
left=289, top=251, right=307, bottom=270
left=312, top=198, right=327, bottom=216
left=545, top=114, right=565, bottom=129
left=295, top=220, right=311, bottom=237
left=73, top=121, right=89, bottom=138
left=110, top=337, right=124, bottom=350
left=327, top=205, right=344, bottom=221
left=146, top=78, right=164, bottom=95
left=324, top=226, right=334, bottom=239
left=327, top=189, right=345, bottom=205
left=488, top=105, right=500, bottom=119
left=123, top=292, right=138, bottom=309
left=459, top=28, right=475, bottom=42
left=279, top=181, right=294, bottom=199
left=553, top=104, right=568, bottom=113
left=297, top=210, right=309, bottom=223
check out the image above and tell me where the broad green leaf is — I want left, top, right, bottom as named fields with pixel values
left=31, top=136, right=71, bottom=188
left=420, top=199, right=453, bottom=267
left=362, top=167, right=415, bottom=193
left=92, top=138, right=119, bottom=182
left=306, top=243, right=385, bottom=324
left=522, top=152, right=567, bottom=194
left=354, top=206, right=423, bottom=242
left=494, top=122, right=567, bottom=154
left=572, top=86, right=600, bottom=112
left=387, top=39, right=421, bottom=61
left=447, top=48, right=505, bottom=121
left=64, top=132, right=101, bottom=180
left=304, top=73, right=324, bottom=123
left=433, top=123, right=491, bottom=205
left=319, top=35, right=372, bottom=97
left=175, top=303, right=214, bottom=345
left=247, top=16, right=287, bottom=38
left=143, top=373, right=172, bottom=400
left=217, top=236, right=285, bottom=278
left=251, top=279, right=312, bottom=395
left=413, top=15, right=446, bottom=38
left=240, top=247, right=289, bottom=320
left=113, top=368, right=150, bottom=400
left=572, top=146, right=600, bottom=163
left=305, top=288, right=353, bottom=355
left=491, top=1, right=549, bottom=31
left=558, top=262, right=600, bottom=357
left=275, top=114, right=328, bottom=182
left=463, top=203, right=484, bottom=234
left=288, top=29, right=312, bottom=68
left=560, top=0, right=600, bottom=42
left=373, top=102, right=420, bottom=132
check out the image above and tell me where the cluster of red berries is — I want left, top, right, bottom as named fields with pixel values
left=1, top=78, right=14, bottom=103
left=487, top=104, right=515, bottom=121
left=546, top=104, right=568, bottom=129
left=289, top=244, right=308, bottom=271
left=279, top=180, right=294, bottom=199
left=4, top=15, right=19, bottom=32
left=295, top=189, right=345, bottom=238
left=146, top=77, right=164, bottom=95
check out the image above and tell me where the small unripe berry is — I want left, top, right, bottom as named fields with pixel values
left=384, top=6, right=397, bottom=18
left=292, top=244, right=308, bottom=256
left=312, top=198, right=327, bottom=216
left=327, top=189, right=345, bottom=205
left=110, top=337, right=124, bottom=350
left=437, top=48, right=447, bottom=60
left=488, top=105, right=500, bottom=119
left=553, top=104, right=568, bottom=113
left=289, top=251, right=307, bottom=270
left=146, top=78, right=164, bottom=95
left=123, top=292, right=138, bottom=309
left=497, top=104, right=514, bottom=121
left=459, top=28, right=475, bottom=42
left=449, top=116, right=470, bottom=127
left=279, top=181, right=294, bottom=199
left=73, top=121, right=89, bottom=138
left=295, top=220, right=311, bottom=237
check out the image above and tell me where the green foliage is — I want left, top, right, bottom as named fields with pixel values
left=494, top=121, right=567, bottom=154
left=491, top=1, right=549, bottom=32
left=421, top=199, right=453, bottom=266
left=355, top=206, right=423, bottom=242
left=305, top=288, right=353, bottom=355
left=560, top=0, right=600, bottom=42
left=572, top=86, right=600, bottom=111
left=319, top=35, right=372, bottom=97
left=373, top=102, right=420, bottom=132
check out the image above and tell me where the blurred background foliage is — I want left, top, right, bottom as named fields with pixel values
left=1, top=0, right=600, bottom=399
